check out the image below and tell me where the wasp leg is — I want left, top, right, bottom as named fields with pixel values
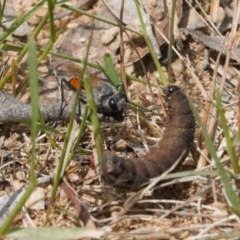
left=58, top=78, right=68, bottom=117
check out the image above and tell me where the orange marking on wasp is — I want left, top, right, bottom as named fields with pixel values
left=64, top=73, right=105, bottom=92
left=63, top=63, right=104, bottom=90
left=69, top=77, right=82, bottom=89
left=66, top=77, right=84, bottom=91
left=60, top=63, right=128, bottom=121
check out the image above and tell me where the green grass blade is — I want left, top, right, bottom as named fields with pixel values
left=0, top=34, right=39, bottom=236
left=216, top=90, right=239, bottom=174
left=0, top=0, right=6, bottom=22
left=81, top=31, right=103, bottom=164
left=167, top=0, right=176, bottom=75
left=67, top=106, right=89, bottom=165
left=61, top=3, right=120, bottom=28
left=133, top=0, right=168, bottom=87
left=103, top=53, right=120, bottom=86
left=28, top=35, right=40, bottom=182
left=0, top=3, right=50, bottom=90
left=190, top=101, right=240, bottom=215
left=0, top=0, right=45, bottom=45
left=47, top=0, right=56, bottom=42
left=50, top=95, right=80, bottom=203
left=50, top=27, right=102, bottom=204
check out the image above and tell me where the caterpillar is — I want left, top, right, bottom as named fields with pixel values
left=101, top=85, right=195, bottom=189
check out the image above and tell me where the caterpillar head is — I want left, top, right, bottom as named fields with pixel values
left=164, top=85, right=181, bottom=97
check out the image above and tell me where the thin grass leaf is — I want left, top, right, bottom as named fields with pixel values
left=20, top=120, right=64, bottom=137
left=61, top=3, right=130, bottom=32
left=216, top=90, right=240, bottom=175
left=11, top=59, right=17, bottom=95
left=27, top=34, right=58, bottom=151
left=190, top=101, right=240, bottom=216
left=47, top=0, right=56, bottom=42
left=164, top=168, right=218, bottom=180
left=103, top=53, right=120, bottom=86
left=0, top=183, right=36, bottom=236
left=81, top=30, right=103, bottom=164
left=50, top=86, right=81, bottom=203
left=133, top=0, right=168, bottom=87
left=27, top=35, right=39, bottom=183
left=0, top=4, right=50, bottom=90
left=0, top=35, right=39, bottom=236
left=167, top=0, right=176, bottom=76
left=15, top=28, right=60, bottom=95
left=37, top=38, right=54, bottom=63
left=1, top=43, right=23, bottom=52
left=67, top=106, right=89, bottom=165
left=25, top=36, right=60, bottom=154
left=49, top=26, right=102, bottom=204
left=0, top=0, right=6, bottom=22
left=25, top=33, right=60, bottom=151
left=0, top=0, right=45, bottom=45
left=216, top=89, right=240, bottom=191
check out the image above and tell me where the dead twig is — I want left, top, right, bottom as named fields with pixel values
left=0, top=90, right=80, bottom=122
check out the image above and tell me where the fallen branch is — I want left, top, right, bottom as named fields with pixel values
left=0, top=91, right=82, bottom=122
